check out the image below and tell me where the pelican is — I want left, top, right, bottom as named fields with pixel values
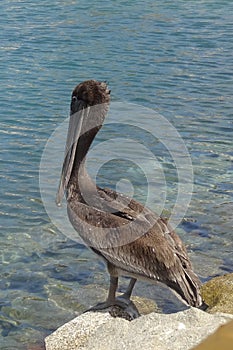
left=56, top=80, right=205, bottom=319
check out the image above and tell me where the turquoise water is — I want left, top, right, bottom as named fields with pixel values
left=1, top=1, right=233, bottom=348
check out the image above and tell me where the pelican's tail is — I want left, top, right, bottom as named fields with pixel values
left=167, top=267, right=206, bottom=308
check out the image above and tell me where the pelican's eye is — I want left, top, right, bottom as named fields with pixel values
left=72, top=96, right=78, bottom=102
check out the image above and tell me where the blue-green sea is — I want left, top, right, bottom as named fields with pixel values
left=1, top=1, right=233, bottom=349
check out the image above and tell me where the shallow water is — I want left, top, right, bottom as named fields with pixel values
left=1, top=0, right=233, bottom=348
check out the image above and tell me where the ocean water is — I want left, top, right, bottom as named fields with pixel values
left=1, top=0, right=233, bottom=348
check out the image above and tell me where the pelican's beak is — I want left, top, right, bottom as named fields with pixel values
left=56, top=105, right=89, bottom=206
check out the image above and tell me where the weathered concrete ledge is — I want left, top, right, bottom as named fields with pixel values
left=45, top=308, right=233, bottom=350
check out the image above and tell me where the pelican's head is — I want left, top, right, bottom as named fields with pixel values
left=70, top=80, right=110, bottom=114
left=56, top=80, right=111, bottom=206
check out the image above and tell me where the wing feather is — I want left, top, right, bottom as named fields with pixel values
left=67, top=186, right=202, bottom=307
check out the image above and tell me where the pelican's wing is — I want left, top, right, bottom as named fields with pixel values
left=98, top=219, right=202, bottom=307
left=67, top=187, right=202, bottom=307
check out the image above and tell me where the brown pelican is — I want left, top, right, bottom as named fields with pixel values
left=56, top=80, right=205, bottom=319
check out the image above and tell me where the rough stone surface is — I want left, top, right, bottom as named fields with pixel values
left=201, top=273, right=233, bottom=314
left=45, top=312, right=113, bottom=350
left=45, top=308, right=233, bottom=350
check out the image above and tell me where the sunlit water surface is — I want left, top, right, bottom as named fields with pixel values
left=0, top=1, right=233, bottom=348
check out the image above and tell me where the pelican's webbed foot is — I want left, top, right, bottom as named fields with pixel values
left=84, top=301, right=113, bottom=312
left=85, top=297, right=140, bottom=321
left=84, top=276, right=140, bottom=320
left=110, top=296, right=140, bottom=320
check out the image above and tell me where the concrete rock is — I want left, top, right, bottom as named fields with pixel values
left=45, top=308, right=233, bottom=350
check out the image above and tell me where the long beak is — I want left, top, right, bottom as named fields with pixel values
left=56, top=107, right=88, bottom=206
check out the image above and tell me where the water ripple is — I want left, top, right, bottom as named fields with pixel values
left=0, top=0, right=233, bottom=348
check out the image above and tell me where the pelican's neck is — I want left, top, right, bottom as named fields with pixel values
left=68, top=126, right=101, bottom=199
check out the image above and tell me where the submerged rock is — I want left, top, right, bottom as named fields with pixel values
left=45, top=308, right=233, bottom=350
left=201, top=273, right=233, bottom=314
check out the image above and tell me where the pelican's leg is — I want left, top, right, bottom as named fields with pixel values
left=85, top=276, right=140, bottom=320
left=108, top=278, right=139, bottom=320
left=121, top=278, right=137, bottom=299
left=110, top=278, right=140, bottom=320
left=85, top=275, right=118, bottom=312
left=105, top=275, right=119, bottom=304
